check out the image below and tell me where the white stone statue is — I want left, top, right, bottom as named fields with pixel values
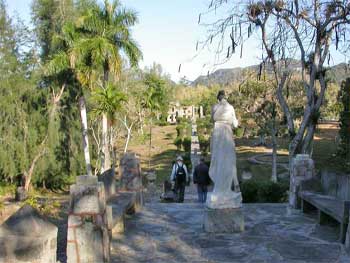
left=206, top=90, right=242, bottom=209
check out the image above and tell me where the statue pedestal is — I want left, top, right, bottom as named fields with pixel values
left=206, top=191, right=242, bottom=209
left=203, top=207, right=244, bottom=233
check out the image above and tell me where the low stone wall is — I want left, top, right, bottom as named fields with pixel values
left=0, top=205, right=58, bottom=263
left=66, top=154, right=143, bottom=263
left=66, top=175, right=110, bottom=263
left=319, top=170, right=350, bottom=200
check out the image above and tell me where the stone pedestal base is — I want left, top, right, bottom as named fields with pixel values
left=203, top=208, right=244, bottom=233
left=206, top=191, right=242, bottom=209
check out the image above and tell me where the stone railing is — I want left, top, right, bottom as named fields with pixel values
left=66, top=152, right=143, bottom=263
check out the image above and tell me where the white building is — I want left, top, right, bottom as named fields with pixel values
left=167, top=102, right=204, bottom=124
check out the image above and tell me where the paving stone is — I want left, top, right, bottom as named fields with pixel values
left=111, top=185, right=350, bottom=263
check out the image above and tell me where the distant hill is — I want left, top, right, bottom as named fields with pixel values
left=191, top=62, right=349, bottom=86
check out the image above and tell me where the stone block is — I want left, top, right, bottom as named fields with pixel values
left=203, top=207, right=244, bottom=233
left=289, top=154, right=315, bottom=208
left=98, top=169, right=116, bottom=199
left=0, top=205, right=57, bottom=263
left=120, top=153, right=142, bottom=191
left=69, top=182, right=105, bottom=215
left=67, top=222, right=105, bottom=263
left=112, top=215, right=125, bottom=235
left=206, top=191, right=242, bottom=209
left=76, top=175, right=98, bottom=185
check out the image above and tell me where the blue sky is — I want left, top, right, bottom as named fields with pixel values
left=6, top=1, right=349, bottom=82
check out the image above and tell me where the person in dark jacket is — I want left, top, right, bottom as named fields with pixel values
left=193, top=158, right=211, bottom=203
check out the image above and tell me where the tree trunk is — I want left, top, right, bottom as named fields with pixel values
left=271, top=127, right=278, bottom=183
left=79, top=96, right=93, bottom=176
left=149, top=118, right=152, bottom=169
left=101, top=113, right=110, bottom=172
left=138, top=108, right=144, bottom=135
left=22, top=83, right=65, bottom=192
left=23, top=136, right=47, bottom=192
left=301, top=121, right=317, bottom=155
left=124, top=128, right=132, bottom=153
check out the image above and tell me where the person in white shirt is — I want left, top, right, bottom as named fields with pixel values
left=170, top=156, right=189, bottom=202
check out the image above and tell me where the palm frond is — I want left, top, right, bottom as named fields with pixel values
left=45, top=51, right=70, bottom=76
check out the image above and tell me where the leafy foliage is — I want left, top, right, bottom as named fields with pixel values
left=337, top=78, right=350, bottom=160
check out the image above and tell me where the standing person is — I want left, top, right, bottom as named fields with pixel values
left=193, top=158, right=210, bottom=203
left=170, top=156, right=188, bottom=203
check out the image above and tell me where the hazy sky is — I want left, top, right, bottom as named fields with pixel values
left=6, top=0, right=349, bottom=82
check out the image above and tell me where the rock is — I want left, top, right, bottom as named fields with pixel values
left=0, top=205, right=58, bottom=263
left=145, top=171, right=156, bottom=184
left=203, top=207, right=244, bottom=233
left=160, top=180, right=175, bottom=202
left=15, top=187, right=27, bottom=201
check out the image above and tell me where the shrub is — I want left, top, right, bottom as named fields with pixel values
left=0, top=183, right=16, bottom=197
left=155, top=119, right=169, bottom=126
left=182, top=153, right=192, bottom=172
left=234, top=127, right=245, bottom=138
left=174, top=137, right=183, bottom=150
left=240, top=179, right=289, bottom=203
left=198, top=135, right=210, bottom=154
left=182, top=137, right=191, bottom=152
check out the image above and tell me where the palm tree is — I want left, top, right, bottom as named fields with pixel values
left=71, top=0, right=142, bottom=172
left=91, top=83, right=126, bottom=172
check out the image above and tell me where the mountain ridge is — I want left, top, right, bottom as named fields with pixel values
left=191, top=62, right=349, bottom=86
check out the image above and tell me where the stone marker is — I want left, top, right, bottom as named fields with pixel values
left=289, top=154, right=315, bottom=208
left=67, top=175, right=110, bottom=263
left=0, top=205, right=58, bottom=263
left=15, top=186, right=27, bottom=201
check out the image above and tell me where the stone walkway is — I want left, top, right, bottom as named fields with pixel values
left=111, top=186, right=350, bottom=263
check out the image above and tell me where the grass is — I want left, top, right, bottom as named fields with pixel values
left=126, top=125, right=182, bottom=185
left=0, top=183, right=16, bottom=197
left=124, top=122, right=347, bottom=190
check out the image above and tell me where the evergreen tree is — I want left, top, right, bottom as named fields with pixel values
left=338, top=78, right=350, bottom=161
